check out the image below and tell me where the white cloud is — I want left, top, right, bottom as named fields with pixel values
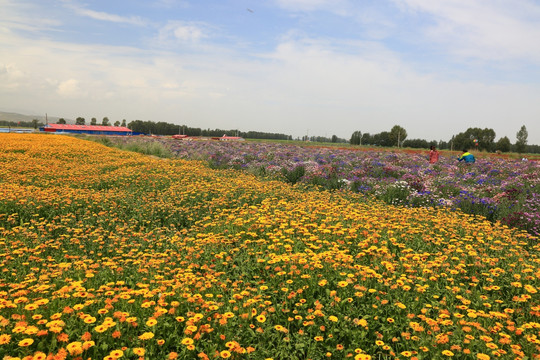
left=393, top=0, right=540, bottom=62
left=57, top=79, right=84, bottom=98
left=61, top=0, right=146, bottom=26
left=274, top=0, right=349, bottom=13
left=0, top=0, right=539, bottom=144
left=158, top=21, right=208, bottom=44
left=0, top=0, right=62, bottom=32
left=74, top=8, right=146, bottom=26
left=173, top=25, right=205, bottom=42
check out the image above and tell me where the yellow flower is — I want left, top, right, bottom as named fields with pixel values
left=94, top=325, right=107, bottom=333
left=18, top=338, right=34, bottom=347
left=109, top=350, right=124, bottom=358
left=146, top=318, right=158, bottom=327
left=220, top=350, right=231, bottom=358
left=66, top=341, right=83, bottom=356
left=256, top=314, right=266, bottom=323
left=355, top=354, right=372, bottom=360
left=84, top=316, right=97, bottom=324
left=33, top=351, right=47, bottom=360
left=181, top=337, right=194, bottom=345
left=133, top=348, right=145, bottom=356
left=138, top=332, right=155, bottom=340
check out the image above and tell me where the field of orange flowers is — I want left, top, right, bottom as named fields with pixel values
left=0, top=134, right=539, bottom=360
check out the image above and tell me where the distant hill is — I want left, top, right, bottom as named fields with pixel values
left=0, top=111, right=64, bottom=125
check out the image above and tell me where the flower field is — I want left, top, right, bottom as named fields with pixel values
left=103, top=137, right=540, bottom=236
left=1, top=134, right=539, bottom=360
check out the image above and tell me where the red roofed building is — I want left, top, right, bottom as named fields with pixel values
left=40, top=124, right=133, bottom=136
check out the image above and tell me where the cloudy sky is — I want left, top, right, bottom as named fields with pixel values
left=1, top=0, right=540, bottom=144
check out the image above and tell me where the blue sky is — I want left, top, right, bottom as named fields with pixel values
left=1, top=0, right=540, bottom=144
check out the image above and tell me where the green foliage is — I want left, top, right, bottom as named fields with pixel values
left=495, top=136, right=511, bottom=153
left=89, top=136, right=172, bottom=158
left=389, top=125, right=407, bottom=147
left=281, top=165, right=306, bottom=184
left=379, top=182, right=410, bottom=205
left=515, top=125, right=528, bottom=154
left=350, top=131, right=362, bottom=145
left=451, top=127, right=496, bottom=152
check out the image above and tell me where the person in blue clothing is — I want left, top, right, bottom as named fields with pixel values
left=458, top=149, right=475, bottom=163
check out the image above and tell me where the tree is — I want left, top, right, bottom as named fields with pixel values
left=91, top=117, right=97, bottom=126
left=362, top=133, right=372, bottom=145
left=114, top=121, right=120, bottom=127
left=57, top=118, right=66, bottom=124
left=515, top=125, right=528, bottom=154
left=389, top=125, right=407, bottom=147
left=349, top=131, right=362, bottom=145
left=450, top=127, right=496, bottom=152
left=32, top=119, right=39, bottom=129
left=495, top=136, right=511, bottom=153
left=402, top=138, right=430, bottom=149
left=75, top=117, right=85, bottom=125
left=102, top=117, right=110, bottom=126
left=479, top=128, right=496, bottom=152
left=371, top=131, right=392, bottom=147
left=121, top=119, right=127, bottom=127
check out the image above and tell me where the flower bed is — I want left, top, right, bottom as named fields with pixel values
left=0, top=134, right=538, bottom=359
left=104, top=136, right=540, bottom=236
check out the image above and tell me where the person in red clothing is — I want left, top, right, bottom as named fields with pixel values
left=429, top=145, right=439, bottom=164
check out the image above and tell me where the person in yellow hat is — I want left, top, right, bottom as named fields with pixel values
left=458, top=149, right=475, bottom=163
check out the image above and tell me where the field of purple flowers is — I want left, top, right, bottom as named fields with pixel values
left=101, top=136, right=540, bottom=237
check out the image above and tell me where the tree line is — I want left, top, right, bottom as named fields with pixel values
left=127, top=120, right=293, bottom=141
left=0, top=119, right=43, bottom=129
left=2, top=116, right=535, bottom=154
left=349, top=125, right=537, bottom=154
